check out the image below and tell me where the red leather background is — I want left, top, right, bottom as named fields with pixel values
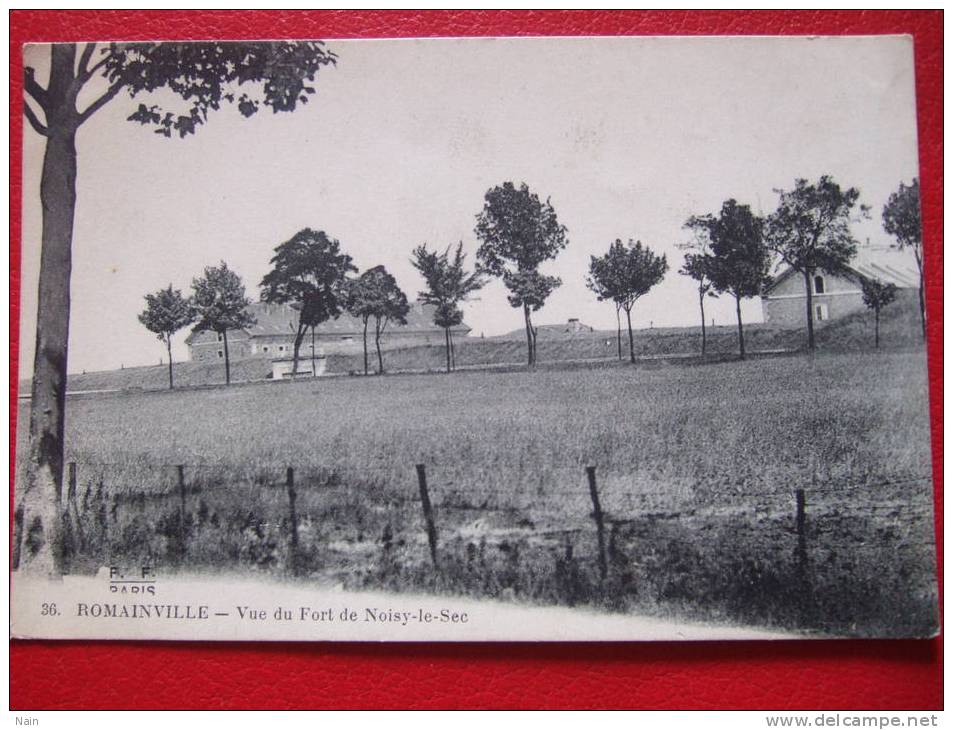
left=9, top=11, right=942, bottom=710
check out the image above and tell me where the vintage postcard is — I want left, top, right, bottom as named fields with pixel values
left=12, top=36, right=937, bottom=641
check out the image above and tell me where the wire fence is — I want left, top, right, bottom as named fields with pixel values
left=12, top=458, right=936, bottom=581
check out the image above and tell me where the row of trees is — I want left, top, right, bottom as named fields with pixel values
left=585, top=176, right=922, bottom=363
left=141, top=176, right=923, bottom=384
left=139, top=181, right=565, bottom=383
left=140, top=229, right=491, bottom=386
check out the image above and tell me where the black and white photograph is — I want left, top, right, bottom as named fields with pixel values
left=12, top=35, right=938, bottom=641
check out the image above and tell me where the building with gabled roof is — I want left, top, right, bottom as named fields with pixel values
left=761, top=245, right=919, bottom=327
left=185, top=301, right=470, bottom=363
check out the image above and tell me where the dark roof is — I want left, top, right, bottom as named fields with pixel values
left=188, top=301, right=470, bottom=342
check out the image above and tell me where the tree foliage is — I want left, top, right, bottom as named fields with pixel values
left=882, top=178, right=922, bottom=253
left=474, top=182, right=568, bottom=366
left=410, top=242, right=485, bottom=372
left=686, top=200, right=769, bottom=359
left=690, top=200, right=769, bottom=300
left=860, top=277, right=899, bottom=349
left=764, top=176, right=866, bottom=350
left=138, top=285, right=194, bottom=389
left=587, top=239, right=668, bottom=363
left=192, top=262, right=256, bottom=333
left=191, top=262, right=256, bottom=385
left=861, top=277, right=899, bottom=312
left=25, top=41, right=336, bottom=140
left=882, top=178, right=924, bottom=337
left=103, top=42, right=337, bottom=138
left=260, top=228, right=356, bottom=375
left=347, top=266, right=410, bottom=375
left=138, top=284, right=195, bottom=340
left=261, top=229, right=355, bottom=326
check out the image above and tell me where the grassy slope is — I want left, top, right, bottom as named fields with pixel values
left=17, top=356, right=273, bottom=395
left=17, top=298, right=921, bottom=393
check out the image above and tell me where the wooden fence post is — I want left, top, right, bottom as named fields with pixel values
left=67, top=462, right=77, bottom=500
left=176, top=465, right=188, bottom=558
left=415, top=464, right=439, bottom=569
left=177, top=465, right=187, bottom=517
left=795, top=488, right=807, bottom=578
left=586, top=466, right=608, bottom=581
left=286, top=467, right=300, bottom=575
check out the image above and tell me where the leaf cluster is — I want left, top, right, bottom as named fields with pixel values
left=860, top=277, right=900, bottom=312
left=410, top=242, right=485, bottom=325
left=764, top=175, right=865, bottom=277
left=474, top=182, right=568, bottom=310
left=346, top=265, right=411, bottom=329
left=260, top=228, right=357, bottom=328
left=687, top=199, right=770, bottom=300
left=586, top=239, right=668, bottom=312
left=138, top=285, right=194, bottom=342
left=882, top=178, right=922, bottom=255
left=103, top=41, right=336, bottom=138
left=191, top=261, right=257, bottom=334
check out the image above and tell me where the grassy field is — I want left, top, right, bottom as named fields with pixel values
left=13, top=348, right=938, bottom=636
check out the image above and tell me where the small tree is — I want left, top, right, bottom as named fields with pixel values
left=191, top=262, right=256, bottom=385
left=765, top=176, right=866, bottom=351
left=475, top=182, right=568, bottom=367
left=586, top=240, right=627, bottom=360
left=137, top=285, right=194, bottom=389
left=260, top=229, right=356, bottom=376
left=860, top=277, right=899, bottom=349
left=679, top=252, right=715, bottom=357
left=410, top=242, right=485, bottom=372
left=882, top=178, right=924, bottom=338
left=347, top=266, right=410, bottom=375
left=688, top=200, right=769, bottom=360
left=587, top=239, right=668, bottom=363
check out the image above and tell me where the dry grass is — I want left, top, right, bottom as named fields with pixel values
left=14, top=349, right=938, bottom=636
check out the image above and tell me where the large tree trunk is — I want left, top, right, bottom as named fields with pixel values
left=699, top=286, right=707, bottom=356
left=222, top=330, right=231, bottom=384
left=21, top=57, right=81, bottom=574
left=523, top=302, right=535, bottom=367
left=804, top=269, right=816, bottom=351
left=449, top=328, right=456, bottom=371
left=362, top=316, right=369, bottom=375
left=735, top=292, right=745, bottom=360
left=167, top=336, right=174, bottom=389
left=625, top=306, right=635, bottom=363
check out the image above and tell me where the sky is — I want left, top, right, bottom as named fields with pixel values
left=18, top=36, right=921, bottom=375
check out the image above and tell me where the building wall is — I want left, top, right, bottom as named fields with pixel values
left=188, top=328, right=463, bottom=361
left=762, top=271, right=916, bottom=328
left=188, top=330, right=253, bottom=362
